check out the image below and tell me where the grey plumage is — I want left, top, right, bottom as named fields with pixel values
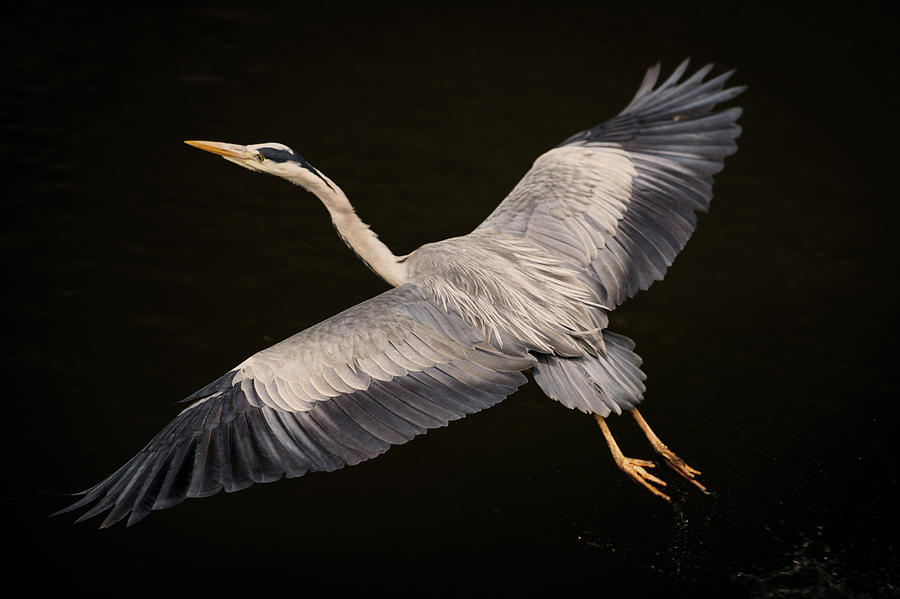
left=534, top=331, right=646, bottom=417
left=57, top=60, right=743, bottom=527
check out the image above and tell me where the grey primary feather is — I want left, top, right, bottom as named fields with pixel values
left=57, top=61, right=742, bottom=527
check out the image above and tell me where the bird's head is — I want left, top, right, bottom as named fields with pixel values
left=185, top=140, right=335, bottom=193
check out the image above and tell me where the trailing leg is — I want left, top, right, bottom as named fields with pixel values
left=631, top=408, right=708, bottom=494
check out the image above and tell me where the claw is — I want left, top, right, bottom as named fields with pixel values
left=656, top=445, right=709, bottom=494
left=620, top=457, right=670, bottom=501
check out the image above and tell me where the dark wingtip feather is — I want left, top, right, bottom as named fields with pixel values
left=625, top=62, right=662, bottom=112
left=49, top=494, right=90, bottom=518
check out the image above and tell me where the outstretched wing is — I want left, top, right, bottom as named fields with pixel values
left=477, top=60, right=745, bottom=307
left=56, top=284, right=535, bottom=528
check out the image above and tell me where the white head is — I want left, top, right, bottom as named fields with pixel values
left=185, top=140, right=335, bottom=195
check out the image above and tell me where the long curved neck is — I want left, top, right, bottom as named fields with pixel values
left=294, top=174, right=408, bottom=287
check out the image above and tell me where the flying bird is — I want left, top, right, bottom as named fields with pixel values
left=56, top=60, right=744, bottom=527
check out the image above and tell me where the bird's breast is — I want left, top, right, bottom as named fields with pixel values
left=406, top=230, right=607, bottom=356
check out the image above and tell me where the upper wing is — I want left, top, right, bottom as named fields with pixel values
left=56, top=284, right=535, bottom=527
left=477, top=60, right=745, bottom=307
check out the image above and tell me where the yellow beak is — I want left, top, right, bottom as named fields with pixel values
left=184, top=140, right=250, bottom=159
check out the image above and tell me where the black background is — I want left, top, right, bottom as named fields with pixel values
left=3, top=2, right=898, bottom=596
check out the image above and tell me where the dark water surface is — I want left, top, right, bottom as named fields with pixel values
left=4, top=3, right=898, bottom=596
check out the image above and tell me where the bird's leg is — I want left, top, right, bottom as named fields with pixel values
left=594, top=414, right=670, bottom=501
left=631, top=409, right=708, bottom=494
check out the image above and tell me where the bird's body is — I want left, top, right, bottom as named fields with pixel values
left=57, top=60, right=744, bottom=527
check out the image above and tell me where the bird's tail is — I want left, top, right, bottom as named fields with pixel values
left=532, top=330, right=646, bottom=417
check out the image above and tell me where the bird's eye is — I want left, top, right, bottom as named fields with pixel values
left=254, top=153, right=265, bottom=163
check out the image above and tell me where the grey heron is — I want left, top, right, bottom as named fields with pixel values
left=56, top=60, right=744, bottom=527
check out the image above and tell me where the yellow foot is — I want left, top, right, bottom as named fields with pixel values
left=654, top=443, right=709, bottom=494
left=595, top=414, right=671, bottom=502
left=617, top=456, right=670, bottom=502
